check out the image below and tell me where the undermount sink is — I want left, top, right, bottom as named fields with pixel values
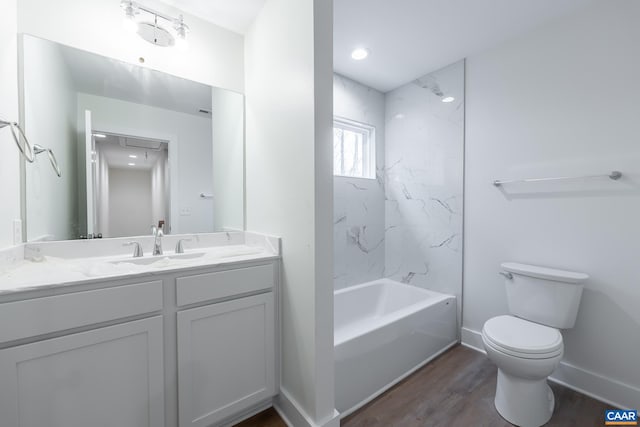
left=110, top=252, right=206, bottom=265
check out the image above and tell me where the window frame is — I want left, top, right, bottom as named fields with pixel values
left=332, top=116, right=376, bottom=180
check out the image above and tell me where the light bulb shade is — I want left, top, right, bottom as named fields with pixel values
left=122, top=16, right=138, bottom=33
left=121, top=1, right=138, bottom=34
left=173, top=18, right=189, bottom=50
left=175, top=35, right=188, bottom=50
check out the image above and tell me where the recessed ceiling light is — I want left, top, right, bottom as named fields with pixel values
left=351, top=48, right=369, bottom=61
left=442, top=96, right=455, bottom=103
left=129, top=155, right=137, bottom=159
left=93, top=133, right=107, bottom=138
left=128, top=163, right=136, bottom=166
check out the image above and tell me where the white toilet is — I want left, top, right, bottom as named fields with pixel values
left=482, top=262, right=588, bottom=427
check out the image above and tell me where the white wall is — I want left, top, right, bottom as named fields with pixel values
left=211, top=88, right=244, bottom=231
left=77, top=93, right=213, bottom=234
left=332, top=73, right=386, bottom=290
left=23, top=37, right=78, bottom=241
left=0, top=0, right=20, bottom=248
left=17, top=0, right=244, bottom=92
left=464, top=1, right=640, bottom=408
left=108, top=168, right=152, bottom=237
left=245, top=0, right=337, bottom=425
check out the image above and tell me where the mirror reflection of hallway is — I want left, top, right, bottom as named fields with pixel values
left=92, top=132, right=169, bottom=238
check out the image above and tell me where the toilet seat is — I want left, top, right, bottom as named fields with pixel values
left=483, top=315, right=563, bottom=359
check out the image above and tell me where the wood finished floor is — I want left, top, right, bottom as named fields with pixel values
left=234, top=345, right=611, bottom=427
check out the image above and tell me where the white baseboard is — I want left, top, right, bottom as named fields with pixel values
left=551, top=361, right=639, bottom=410
left=461, top=327, right=639, bottom=410
left=461, top=327, right=485, bottom=353
left=274, top=388, right=340, bottom=427
left=220, top=400, right=273, bottom=427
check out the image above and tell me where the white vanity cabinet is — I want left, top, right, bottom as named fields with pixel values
left=0, top=281, right=166, bottom=427
left=175, top=264, right=277, bottom=427
left=0, top=258, right=279, bottom=427
left=0, top=317, right=165, bottom=427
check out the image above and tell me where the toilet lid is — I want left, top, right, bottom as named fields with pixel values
left=483, top=315, right=563, bottom=355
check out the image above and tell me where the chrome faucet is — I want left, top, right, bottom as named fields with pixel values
left=152, top=225, right=164, bottom=256
left=175, top=238, right=192, bottom=254
left=124, top=241, right=143, bottom=258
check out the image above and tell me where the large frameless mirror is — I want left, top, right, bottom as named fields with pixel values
left=19, top=34, right=245, bottom=241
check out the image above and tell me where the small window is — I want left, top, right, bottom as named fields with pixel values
left=333, top=118, right=375, bottom=179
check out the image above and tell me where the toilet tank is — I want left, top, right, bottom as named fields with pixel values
left=502, top=262, right=588, bottom=329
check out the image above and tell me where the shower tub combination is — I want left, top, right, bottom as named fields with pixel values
left=334, top=278, right=457, bottom=416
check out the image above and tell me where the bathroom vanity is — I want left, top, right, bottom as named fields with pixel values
left=0, top=28, right=279, bottom=427
left=0, top=232, right=280, bottom=427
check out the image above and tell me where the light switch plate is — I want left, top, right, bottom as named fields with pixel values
left=180, top=207, right=192, bottom=216
left=13, top=219, right=22, bottom=244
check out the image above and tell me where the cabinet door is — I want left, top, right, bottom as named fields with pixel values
left=178, top=293, right=275, bottom=427
left=0, top=317, right=164, bottom=427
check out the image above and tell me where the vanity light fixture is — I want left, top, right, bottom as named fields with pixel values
left=442, top=96, right=455, bottom=103
left=120, top=0, right=190, bottom=49
left=129, top=154, right=138, bottom=158
left=351, top=47, right=369, bottom=60
left=128, top=162, right=136, bottom=166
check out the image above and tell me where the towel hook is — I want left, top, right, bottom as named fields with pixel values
left=0, top=119, right=35, bottom=162
left=33, top=144, right=62, bottom=177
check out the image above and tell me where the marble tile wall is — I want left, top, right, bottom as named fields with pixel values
left=333, top=74, right=386, bottom=290
left=384, top=60, right=465, bottom=316
left=333, top=61, right=464, bottom=310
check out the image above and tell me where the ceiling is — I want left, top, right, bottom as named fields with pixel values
left=155, top=0, right=266, bottom=34
left=58, top=41, right=212, bottom=117
left=96, top=134, right=167, bottom=171
left=334, top=0, right=595, bottom=92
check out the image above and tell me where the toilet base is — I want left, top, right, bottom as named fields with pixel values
left=494, top=369, right=555, bottom=427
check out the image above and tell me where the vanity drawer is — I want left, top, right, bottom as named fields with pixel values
left=176, top=264, right=274, bottom=306
left=0, top=281, right=163, bottom=343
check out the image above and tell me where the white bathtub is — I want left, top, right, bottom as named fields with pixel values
left=334, top=278, right=457, bottom=416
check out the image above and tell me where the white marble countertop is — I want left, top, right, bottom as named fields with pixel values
left=0, top=232, right=280, bottom=295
